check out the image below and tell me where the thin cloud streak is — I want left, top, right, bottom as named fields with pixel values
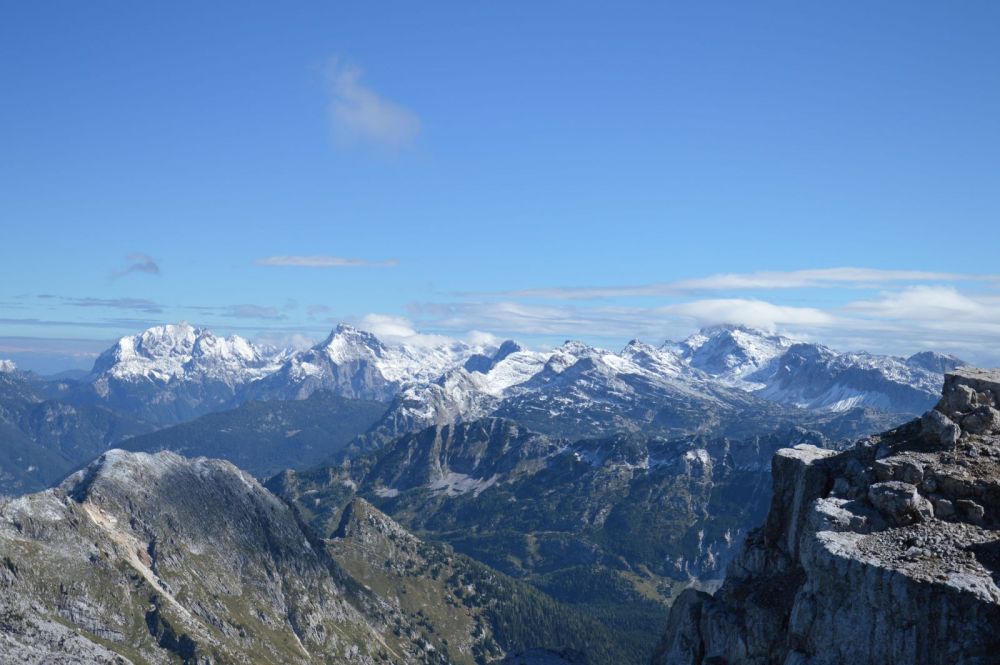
left=490, top=268, right=1000, bottom=300
left=405, top=287, right=1000, bottom=366
left=256, top=255, right=399, bottom=268
left=188, top=303, right=287, bottom=320
left=61, top=297, right=163, bottom=314
left=672, top=268, right=996, bottom=291
left=222, top=304, right=285, bottom=320
left=0, top=335, right=109, bottom=358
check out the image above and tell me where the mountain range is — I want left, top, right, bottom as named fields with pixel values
left=0, top=324, right=985, bottom=663
left=50, top=322, right=965, bottom=429
left=0, top=323, right=962, bottom=496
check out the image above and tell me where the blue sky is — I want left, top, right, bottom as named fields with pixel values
left=3, top=2, right=1000, bottom=372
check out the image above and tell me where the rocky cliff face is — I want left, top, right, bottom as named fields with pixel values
left=654, top=367, right=1000, bottom=665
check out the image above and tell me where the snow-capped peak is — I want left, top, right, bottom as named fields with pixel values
left=621, top=340, right=686, bottom=377
left=258, top=323, right=498, bottom=404
left=88, top=322, right=281, bottom=384
left=72, top=319, right=967, bottom=431
left=905, top=351, right=966, bottom=374
left=464, top=340, right=524, bottom=374
left=0, top=359, right=16, bottom=374
left=316, top=324, right=388, bottom=364
left=671, top=325, right=795, bottom=381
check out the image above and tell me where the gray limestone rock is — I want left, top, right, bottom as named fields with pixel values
left=868, top=481, right=934, bottom=526
left=933, top=498, right=955, bottom=519
left=962, top=405, right=1000, bottom=435
left=654, top=368, right=1000, bottom=665
left=921, top=409, right=960, bottom=447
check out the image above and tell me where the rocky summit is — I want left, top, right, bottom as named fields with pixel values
left=654, top=367, right=1000, bottom=665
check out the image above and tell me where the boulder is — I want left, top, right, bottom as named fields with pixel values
left=962, top=405, right=1000, bottom=435
left=920, top=409, right=960, bottom=447
left=867, top=481, right=934, bottom=526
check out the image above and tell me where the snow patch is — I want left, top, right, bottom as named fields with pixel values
left=426, top=472, right=498, bottom=497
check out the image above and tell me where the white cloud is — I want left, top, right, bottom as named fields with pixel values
left=352, top=313, right=470, bottom=348
left=357, top=313, right=420, bottom=339
left=256, top=255, right=398, bottom=268
left=352, top=314, right=501, bottom=349
left=465, top=330, right=501, bottom=347
left=844, top=286, right=994, bottom=321
left=327, top=59, right=421, bottom=151
left=660, top=299, right=835, bottom=331
left=671, top=268, right=991, bottom=291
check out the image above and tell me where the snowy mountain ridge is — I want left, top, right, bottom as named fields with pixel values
left=243, top=323, right=495, bottom=405
left=87, top=322, right=284, bottom=387
left=671, top=324, right=794, bottom=383
left=75, top=321, right=965, bottom=427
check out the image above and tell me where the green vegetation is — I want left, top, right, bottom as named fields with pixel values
left=329, top=499, right=655, bottom=664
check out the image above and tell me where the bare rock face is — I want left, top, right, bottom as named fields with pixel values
left=654, top=368, right=1000, bottom=665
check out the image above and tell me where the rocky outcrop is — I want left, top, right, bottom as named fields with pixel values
left=654, top=368, right=1000, bottom=665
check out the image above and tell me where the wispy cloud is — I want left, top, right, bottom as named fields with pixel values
left=671, top=268, right=994, bottom=291
left=406, top=299, right=834, bottom=346
left=256, top=255, right=399, bottom=268
left=0, top=317, right=164, bottom=330
left=407, top=301, right=686, bottom=341
left=111, top=253, right=160, bottom=280
left=189, top=303, right=287, bottom=320
left=406, top=276, right=1000, bottom=365
left=493, top=268, right=999, bottom=300
left=844, top=286, right=998, bottom=321
left=307, top=304, right=332, bottom=318
left=222, top=304, right=285, bottom=320
left=40, top=295, right=163, bottom=314
left=0, top=335, right=109, bottom=358
left=326, top=58, right=421, bottom=151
